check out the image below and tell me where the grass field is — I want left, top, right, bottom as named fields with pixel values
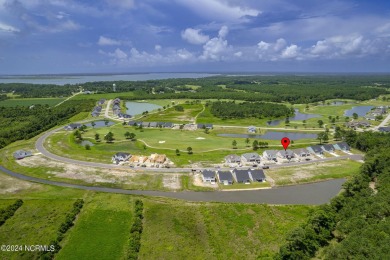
left=141, top=103, right=203, bottom=123
left=0, top=171, right=313, bottom=259
left=57, top=193, right=134, bottom=260
left=0, top=98, right=65, bottom=107
left=0, top=199, right=75, bottom=259
left=139, top=198, right=312, bottom=259
left=266, top=159, right=362, bottom=186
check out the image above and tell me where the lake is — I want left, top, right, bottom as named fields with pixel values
left=218, top=131, right=318, bottom=140
left=0, top=73, right=217, bottom=85
left=344, top=106, right=374, bottom=117
left=126, top=101, right=162, bottom=116
left=85, top=120, right=115, bottom=128
left=267, top=109, right=320, bottom=126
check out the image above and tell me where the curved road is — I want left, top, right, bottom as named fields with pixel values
left=36, top=126, right=364, bottom=172
left=0, top=165, right=346, bottom=205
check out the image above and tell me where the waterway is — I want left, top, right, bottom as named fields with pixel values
left=0, top=73, right=217, bottom=85
left=218, top=131, right=318, bottom=140
left=125, top=101, right=162, bottom=116
left=0, top=164, right=345, bottom=205
left=85, top=120, right=115, bottom=128
left=267, top=109, right=320, bottom=126
left=344, top=106, right=374, bottom=117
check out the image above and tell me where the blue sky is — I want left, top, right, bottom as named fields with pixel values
left=0, top=0, right=390, bottom=74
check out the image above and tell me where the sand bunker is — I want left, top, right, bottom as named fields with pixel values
left=158, top=141, right=166, bottom=143
left=196, top=137, right=205, bottom=140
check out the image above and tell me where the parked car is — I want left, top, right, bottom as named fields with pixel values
left=262, top=166, right=270, bottom=169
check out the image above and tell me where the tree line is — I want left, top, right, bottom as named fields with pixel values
left=210, top=101, right=294, bottom=119
left=275, top=131, right=390, bottom=259
left=128, top=199, right=144, bottom=260
left=0, top=99, right=95, bottom=149
left=0, top=199, right=23, bottom=227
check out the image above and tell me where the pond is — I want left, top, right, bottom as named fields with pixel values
left=80, top=140, right=94, bottom=147
left=218, top=131, right=318, bottom=140
left=331, top=101, right=346, bottom=106
left=344, top=106, right=374, bottom=117
left=125, top=101, right=162, bottom=116
left=267, top=109, right=320, bottom=126
left=85, top=120, right=115, bottom=128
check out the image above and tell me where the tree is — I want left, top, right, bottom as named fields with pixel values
left=204, top=128, right=209, bottom=134
left=125, top=131, right=131, bottom=139
left=334, top=131, right=342, bottom=141
left=323, top=132, right=329, bottom=143
left=187, top=147, right=193, bottom=154
left=303, top=120, right=306, bottom=125
left=352, top=113, right=358, bottom=120
left=104, top=131, right=114, bottom=143
left=91, top=121, right=96, bottom=128
left=232, top=140, right=237, bottom=149
left=175, top=149, right=180, bottom=156
left=252, top=140, right=258, bottom=150
left=317, top=132, right=326, bottom=144
left=73, top=130, right=82, bottom=142
left=85, top=144, right=91, bottom=150
left=345, top=116, right=350, bottom=122
left=285, top=117, right=290, bottom=126
left=331, top=118, right=336, bottom=124
left=245, top=138, right=250, bottom=147
left=328, top=115, right=332, bottom=121
left=336, top=115, right=339, bottom=121
left=104, top=120, right=109, bottom=126
left=94, top=133, right=100, bottom=141
left=129, top=133, right=136, bottom=140
left=122, top=121, right=127, bottom=126
left=318, top=120, right=324, bottom=128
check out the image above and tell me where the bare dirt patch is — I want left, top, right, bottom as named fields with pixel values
left=193, top=173, right=218, bottom=188
left=162, top=174, right=181, bottom=190
left=0, top=174, right=39, bottom=194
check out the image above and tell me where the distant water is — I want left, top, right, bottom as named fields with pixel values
left=0, top=73, right=218, bottom=85
left=125, top=101, right=162, bottom=116
left=267, top=109, right=320, bottom=126
left=218, top=131, right=318, bottom=140
left=344, top=106, right=374, bottom=117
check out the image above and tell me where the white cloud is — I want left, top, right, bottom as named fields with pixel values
left=176, top=0, right=260, bottom=21
left=98, top=36, right=121, bottom=46
left=0, top=22, right=20, bottom=33
left=109, top=48, right=128, bottom=59
left=234, top=51, right=242, bottom=57
left=181, top=28, right=209, bottom=45
left=155, top=44, right=162, bottom=51
left=281, top=44, right=300, bottom=59
left=200, top=26, right=231, bottom=61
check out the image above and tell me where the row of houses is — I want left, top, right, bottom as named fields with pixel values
left=112, top=98, right=132, bottom=119
left=379, top=126, right=390, bottom=133
left=225, top=142, right=351, bottom=165
left=346, top=120, right=371, bottom=129
left=202, top=168, right=266, bottom=185
left=128, top=121, right=174, bottom=128
left=112, top=152, right=167, bottom=165
left=91, top=99, right=106, bottom=117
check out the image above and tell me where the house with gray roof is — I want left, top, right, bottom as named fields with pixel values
left=224, top=154, right=241, bottom=164
left=263, top=150, right=278, bottom=161
left=201, top=170, right=216, bottom=183
left=241, top=153, right=261, bottom=163
left=149, top=122, right=158, bottom=128
left=164, top=122, right=173, bottom=128
left=333, top=142, right=350, bottom=151
left=64, top=123, right=81, bottom=131
left=277, top=149, right=295, bottom=159
left=293, top=148, right=311, bottom=158
left=112, top=152, right=131, bottom=163
left=307, top=145, right=324, bottom=155
left=141, top=122, right=150, bottom=128
left=217, top=171, right=234, bottom=185
left=321, top=144, right=335, bottom=153
left=248, top=169, right=266, bottom=182
left=248, top=126, right=256, bottom=133
left=232, top=169, right=251, bottom=183
left=13, top=150, right=32, bottom=160
left=379, top=126, right=390, bottom=133
left=128, top=121, right=137, bottom=126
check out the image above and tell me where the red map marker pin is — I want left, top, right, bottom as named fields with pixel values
left=281, top=137, right=290, bottom=151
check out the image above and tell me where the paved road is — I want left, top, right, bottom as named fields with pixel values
left=36, top=128, right=364, bottom=173
left=376, top=112, right=390, bottom=129
left=0, top=165, right=346, bottom=205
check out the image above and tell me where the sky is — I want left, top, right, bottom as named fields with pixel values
left=0, top=0, right=390, bottom=74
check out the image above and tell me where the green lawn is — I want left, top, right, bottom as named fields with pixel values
left=0, top=98, right=65, bottom=107
left=139, top=198, right=312, bottom=259
left=57, top=193, right=133, bottom=260
left=141, top=103, right=203, bottom=123
left=0, top=199, right=75, bottom=259
left=266, top=159, right=362, bottom=186
left=220, top=181, right=271, bottom=190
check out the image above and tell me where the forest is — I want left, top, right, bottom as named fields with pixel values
left=0, top=100, right=95, bottom=149
left=1, top=75, right=389, bottom=103
left=276, top=131, right=390, bottom=259
left=210, top=101, right=294, bottom=119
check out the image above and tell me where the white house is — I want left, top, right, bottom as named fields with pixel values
left=263, top=150, right=278, bottom=161
left=241, top=153, right=261, bottom=164
left=112, top=152, right=131, bottom=163
left=201, top=170, right=216, bottom=183
left=13, top=150, right=32, bottom=160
